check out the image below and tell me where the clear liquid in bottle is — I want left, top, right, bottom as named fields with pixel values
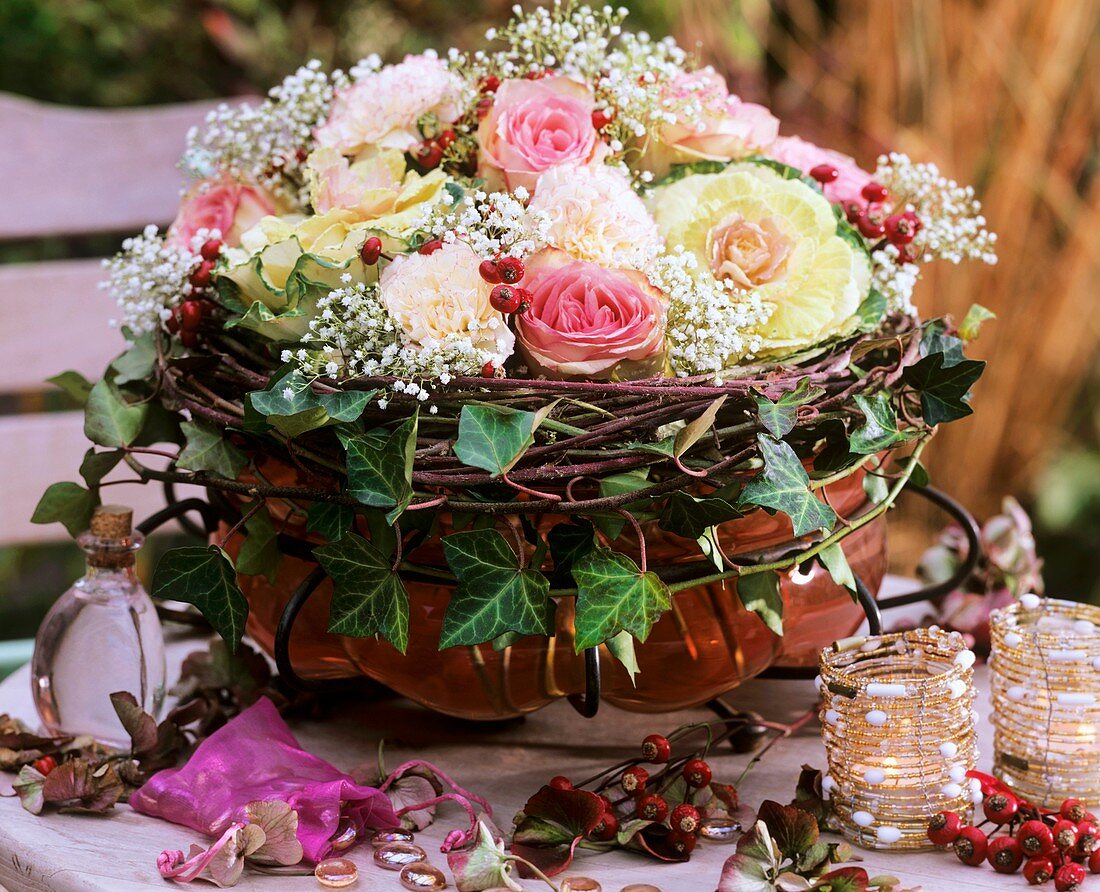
left=31, top=505, right=166, bottom=748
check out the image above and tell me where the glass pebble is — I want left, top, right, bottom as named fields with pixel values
left=399, top=861, right=447, bottom=889
left=329, top=818, right=358, bottom=852
left=315, top=857, right=358, bottom=889
left=370, top=829, right=416, bottom=848
left=622, top=885, right=663, bottom=892
left=374, top=841, right=428, bottom=871
left=561, top=878, right=602, bottom=892
left=699, top=817, right=740, bottom=842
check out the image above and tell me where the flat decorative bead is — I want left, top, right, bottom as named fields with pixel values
left=370, top=829, right=416, bottom=848
left=375, top=842, right=428, bottom=870
left=699, top=817, right=741, bottom=842
left=399, top=861, right=447, bottom=889
left=315, top=857, right=358, bottom=889
left=561, top=877, right=602, bottom=892
left=621, top=885, right=663, bottom=892
left=329, top=818, right=358, bottom=852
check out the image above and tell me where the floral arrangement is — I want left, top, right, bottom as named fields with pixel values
left=35, top=2, right=997, bottom=671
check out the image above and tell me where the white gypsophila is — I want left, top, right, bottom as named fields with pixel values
left=294, top=280, right=507, bottom=401
left=182, top=60, right=350, bottom=207
left=423, top=187, right=546, bottom=261
left=647, top=247, right=771, bottom=376
left=100, top=225, right=201, bottom=336
left=871, top=244, right=921, bottom=315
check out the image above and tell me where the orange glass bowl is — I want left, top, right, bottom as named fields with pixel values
left=235, top=469, right=885, bottom=721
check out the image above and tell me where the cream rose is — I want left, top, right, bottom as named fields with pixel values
left=528, top=163, right=663, bottom=267
left=314, top=54, right=464, bottom=155
left=380, top=241, right=514, bottom=361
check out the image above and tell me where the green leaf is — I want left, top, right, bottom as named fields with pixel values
left=315, top=533, right=409, bottom=652
left=606, top=630, right=640, bottom=682
left=109, top=334, right=156, bottom=386
left=573, top=547, right=672, bottom=651
left=306, top=503, right=356, bottom=542
left=655, top=159, right=730, bottom=186
left=46, top=370, right=93, bottom=405
left=31, top=482, right=98, bottom=536
left=248, top=370, right=373, bottom=437
left=79, top=449, right=122, bottom=488
left=439, top=529, right=555, bottom=648
left=862, top=457, right=890, bottom=505
left=738, top=570, right=783, bottom=635
left=758, top=800, right=819, bottom=860
left=739, top=435, right=836, bottom=536
left=818, top=543, right=856, bottom=597
left=235, top=505, right=281, bottom=584
left=902, top=352, right=986, bottom=425
left=754, top=379, right=825, bottom=438
left=696, top=526, right=724, bottom=571
left=849, top=393, right=914, bottom=455
left=918, top=319, right=967, bottom=365
left=547, top=521, right=596, bottom=584
left=339, top=412, right=417, bottom=522
left=177, top=420, right=249, bottom=479
left=855, top=289, right=888, bottom=332
left=453, top=403, right=549, bottom=476
left=659, top=491, right=742, bottom=540
left=959, top=303, right=996, bottom=342
left=593, top=468, right=652, bottom=539
left=152, top=546, right=248, bottom=649
left=674, top=396, right=726, bottom=457
left=83, top=378, right=147, bottom=447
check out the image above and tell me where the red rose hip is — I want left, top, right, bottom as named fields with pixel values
left=670, top=803, right=701, bottom=834
left=636, top=793, right=668, bottom=823
left=954, top=826, right=988, bottom=866
left=620, top=765, right=648, bottom=795
left=683, top=759, right=712, bottom=788
left=489, top=284, right=523, bottom=314
left=641, top=734, right=671, bottom=764
left=987, top=836, right=1024, bottom=874
left=927, top=811, right=963, bottom=846
left=1025, top=856, right=1056, bottom=885
left=360, top=236, right=383, bottom=265
left=809, top=164, right=839, bottom=184
left=1056, top=862, right=1086, bottom=892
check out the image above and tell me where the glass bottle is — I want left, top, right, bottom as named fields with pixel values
left=31, top=505, right=166, bottom=748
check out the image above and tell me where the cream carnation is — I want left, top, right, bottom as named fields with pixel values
left=529, top=163, right=663, bottom=267
left=380, top=241, right=514, bottom=361
left=314, top=55, right=463, bottom=155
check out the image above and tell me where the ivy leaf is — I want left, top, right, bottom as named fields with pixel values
left=339, top=411, right=417, bottom=522
left=959, top=303, right=996, bottom=342
left=235, top=505, right=282, bottom=584
left=697, top=526, right=724, bottom=571
left=849, top=393, right=914, bottom=455
left=31, top=482, right=98, bottom=536
left=902, top=352, right=986, bottom=425
left=547, top=520, right=595, bottom=585
left=306, top=502, right=355, bottom=542
left=46, top=370, right=93, bottom=405
left=605, top=630, right=640, bottom=682
left=818, top=543, right=856, bottom=598
left=152, top=546, right=249, bottom=650
left=79, top=449, right=122, bottom=488
left=315, top=533, right=410, bottom=653
left=109, top=333, right=156, bottom=386
left=755, top=379, right=825, bottom=438
left=593, top=468, right=651, bottom=539
left=454, top=403, right=552, bottom=476
left=739, top=435, right=836, bottom=536
left=738, top=570, right=783, bottom=636
left=177, top=420, right=249, bottom=479
left=659, top=491, right=742, bottom=540
left=84, top=377, right=147, bottom=447
left=919, top=319, right=967, bottom=365
left=439, top=529, right=555, bottom=648
left=573, top=547, right=672, bottom=651
left=248, top=370, right=372, bottom=437
left=855, top=289, right=887, bottom=332
left=674, top=396, right=726, bottom=457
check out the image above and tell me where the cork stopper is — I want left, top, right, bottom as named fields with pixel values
left=83, top=505, right=140, bottom=569
left=90, top=505, right=133, bottom=539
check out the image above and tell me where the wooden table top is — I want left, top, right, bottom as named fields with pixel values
left=0, top=632, right=1005, bottom=892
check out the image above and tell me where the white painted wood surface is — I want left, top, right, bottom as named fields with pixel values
left=0, top=636, right=1004, bottom=892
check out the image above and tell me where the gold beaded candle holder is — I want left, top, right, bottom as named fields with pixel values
left=818, top=628, right=979, bottom=850
left=989, top=594, right=1100, bottom=808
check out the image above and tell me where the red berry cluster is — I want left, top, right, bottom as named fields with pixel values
left=167, top=237, right=222, bottom=347
left=481, top=256, right=532, bottom=316
left=549, top=731, right=729, bottom=859
left=413, top=128, right=456, bottom=170
left=928, top=783, right=1099, bottom=890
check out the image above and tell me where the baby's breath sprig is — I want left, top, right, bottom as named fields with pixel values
left=422, top=187, right=548, bottom=261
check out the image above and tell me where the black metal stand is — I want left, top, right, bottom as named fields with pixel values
left=139, top=479, right=983, bottom=721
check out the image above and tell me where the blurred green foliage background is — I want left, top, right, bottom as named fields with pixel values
left=1, top=0, right=1097, bottom=673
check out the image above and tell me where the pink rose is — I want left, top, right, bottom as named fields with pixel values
left=647, top=68, right=778, bottom=175
left=168, top=179, right=275, bottom=249
left=515, top=249, right=666, bottom=378
left=314, top=55, right=463, bottom=155
left=477, top=76, right=605, bottom=193
left=768, top=135, right=874, bottom=207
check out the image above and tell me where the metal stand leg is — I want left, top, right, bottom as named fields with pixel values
left=568, top=647, right=602, bottom=717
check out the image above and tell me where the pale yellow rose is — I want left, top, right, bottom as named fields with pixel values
left=648, top=163, right=868, bottom=357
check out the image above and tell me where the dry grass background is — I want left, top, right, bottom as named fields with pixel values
left=684, top=0, right=1100, bottom=569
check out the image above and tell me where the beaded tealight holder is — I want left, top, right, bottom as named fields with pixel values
left=818, top=628, right=979, bottom=850
left=990, top=594, right=1100, bottom=808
